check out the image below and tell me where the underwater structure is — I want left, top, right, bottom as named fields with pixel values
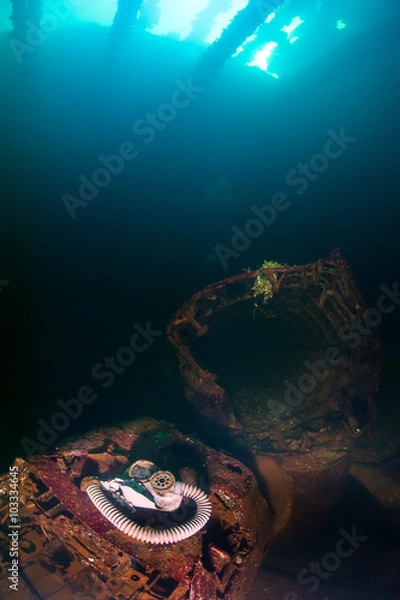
left=0, top=251, right=385, bottom=599
left=0, top=419, right=271, bottom=599
left=10, top=0, right=42, bottom=37
left=167, top=250, right=382, bottom=541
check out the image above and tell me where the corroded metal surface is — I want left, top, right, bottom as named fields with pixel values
left=0, top=419, right=272, bottom=599
left=166, top=251, right=382, bottom=539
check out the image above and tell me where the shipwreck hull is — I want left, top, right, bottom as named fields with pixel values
left=166, top=251, right=382, bottom=540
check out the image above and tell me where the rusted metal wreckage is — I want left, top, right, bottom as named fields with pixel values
left=0, top=251, right=382, bottom=598
left=166, top=250, right=382, bottom=540
left=0, top=420, right=271, bottom=599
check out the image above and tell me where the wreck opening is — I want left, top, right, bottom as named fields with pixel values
left=179, top=285, right=356, bottom=457
left=190, top=299, right=328, bottom=436
left=166, top=251, right=383, bottom=541
left=167, top=251, right=382, bottom=454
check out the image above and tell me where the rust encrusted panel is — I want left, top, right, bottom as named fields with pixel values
left=3, top=419, right=272, bottom=599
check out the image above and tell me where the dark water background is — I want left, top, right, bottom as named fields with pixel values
left=1, top=0, right=399, bottom=473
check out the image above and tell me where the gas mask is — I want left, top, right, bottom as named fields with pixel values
left=82, top=460, right=212, bottom=545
